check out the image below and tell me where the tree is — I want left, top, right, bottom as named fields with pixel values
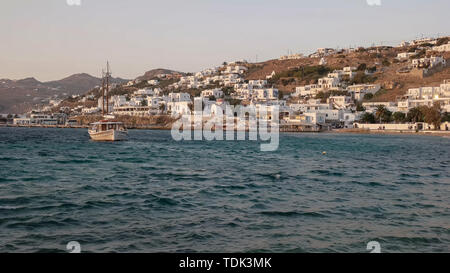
left=442, top=112, right=450, bottom=123
left=226, top=98, right=242, bottom=106
left=356, top=102, right=366, bottom=112
left=367, top=66, right=377, bottom=73
left=363, top=93, right=373, bottom=101
left=351, top=71, right=376, bottom=84
left=357, top=63, right=367, bottom=71
left=360, top=112, right=375, bottom=123
left=406, top=107, right=424, bottom=123
left=278, top=90, right=284, bottom=99
left=408, top=46, right=418, bottom=53
left=436, top=37, right=449, bottom=46
left=392, top=112, right=406, bottom=123
left=222, top=86, right=234, bottom=96
left=375, top=105, right=392, bottom=123
left=422, top=103, right=442, bottom=130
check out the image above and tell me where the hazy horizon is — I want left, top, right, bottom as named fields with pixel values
left=1, top=0, right=449, bottom=81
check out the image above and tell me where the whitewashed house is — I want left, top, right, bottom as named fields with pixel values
left=411, top=56, right=446, bottom=68
left=134, top=88, right=154, bottom=96
left=318, top=77, right=340, bottom=89
left=347, top=84, right=381, bottom=101
left=253, top=88, right=279, bottom=101
left=362, top=102, right=398, bottom=113
left=432, top=42, right=450, bottom=52
left=327, top=96, right=352, bottom=109
left=168, top=92, right=191, bottom=102
left=396, top=52, right=416, bottom=60
left=304, top=112, right=326, bottom=124
left=294, top=84, right=323, bottom=97
left=201, top=88, right=224, bottom=98
left=167, top=101, right=191, bottom=116
left=147, top=80, right=160, bottom=85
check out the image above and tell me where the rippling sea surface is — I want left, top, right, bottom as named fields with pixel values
left=0, top=127, right=449, bottom=253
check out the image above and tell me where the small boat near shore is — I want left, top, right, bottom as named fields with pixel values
left=88, top=61, right=128, bottom=141
left=89, top=120, right=128, bottom=141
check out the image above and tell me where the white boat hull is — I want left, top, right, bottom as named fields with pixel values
left=88, top=129, right=128, bottom=141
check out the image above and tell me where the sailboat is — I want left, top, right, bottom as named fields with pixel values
left=88, top=62, right=128, bottom=141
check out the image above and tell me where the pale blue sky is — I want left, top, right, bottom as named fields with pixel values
left=1, top=0, right=449, bottom=81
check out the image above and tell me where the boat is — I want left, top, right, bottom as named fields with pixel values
left=88, top=62, right=129, bottom=141
left=89, top=120, right=128, bottom=141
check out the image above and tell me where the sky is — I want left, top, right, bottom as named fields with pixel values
left=1, top=0, right=449, bottom=81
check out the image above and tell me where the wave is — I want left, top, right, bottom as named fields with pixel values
left=260, top=211, right=327, bottom=218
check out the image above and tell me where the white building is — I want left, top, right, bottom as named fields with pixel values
left=168, top=92, right=191, bottom=102
left=411, top=56, right=446, bottom=69
left=327, top=96, right=352, bottom=109
left=253, top=88, right=279, bottom=101
left=167, top=101, right=191, bottom=116
left=310, top=48, right=335, bottom=58
left=201, top=88, right=224, bottom=98
left=147, top=80, right=160, bottom=85
left=304, top=112, right=326, bottom=124
left=319, top=58, right=327, bottom=65
left=82, top=107, right=100, bottom=114
left=147, top=97, right=166, bottom=109
left=432, top=42, right=450, bottom=52
left=111, top=95, right=127, bottom=107
left=318, top=77, right=340, bottom=89
left=113, top=106, right=150, bottom=116
left=405, top=86, right=443, bottom=100
left=398, top=80, right=450, bottom=112
left=13, top=114, right=58, bottom=125
left=294, top=84, right=324, bottom=97
left=224, top=65, right=248, bottom=74
left=266, top=71, right=276, bottom=80
left=362, top=102, right=398, bottom=113
left=397, top=52, right=416, bottom=60
left=97, top=97, right=114, bottom=111
left=347, top=84, right=381, bottom=101
left=248, top=80, right=268, bottom=88
left=279, top=53, right=304, bottom=60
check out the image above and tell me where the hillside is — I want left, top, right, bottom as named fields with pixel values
left=246, top=44, right=450, bottom=101
left=0, top=74, right=128, bottom=114
left=136, top=68, right=184, bottom=81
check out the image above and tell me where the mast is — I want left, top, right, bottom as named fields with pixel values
left=106, top=61, right=111, bottom=114
left=101, top=69, right=105, bottom=116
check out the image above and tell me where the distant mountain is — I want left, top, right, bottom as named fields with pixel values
left=45, top=73, right=127, bottom=94
left=0, top=73, right=128, bottom=114
left=15, top=77, right=42, bottom=87
left=136, top=68, right=184, bottom=81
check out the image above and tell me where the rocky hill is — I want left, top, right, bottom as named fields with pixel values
left=136, top=68, right=184, bottom=81
left=246, top=40, right=450, bottom=102
left=0, top=73, right=128, bottom=114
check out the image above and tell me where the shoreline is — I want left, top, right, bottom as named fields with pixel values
left=2, top=124, right=450, bottom=137
left=330, top=128, right=450, bottom=137
left=0, top=124, right=171, bottom=130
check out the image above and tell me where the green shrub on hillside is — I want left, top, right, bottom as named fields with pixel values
left=350, top=72, right=377, bottom=84
left=272, top=65, right=331, bottom=83
left=315, top=90, right=349, bottom=103
left=436, top=37, right=449, bottom=46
